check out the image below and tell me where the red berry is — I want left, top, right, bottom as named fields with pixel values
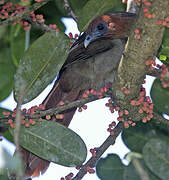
left=25, top=123, right=30, bottom=127
left=59, top=101, right=64, bottom=105
left=134, top=28, right=140, bottom=34
left=46, top=115, right=51, bottom=120
left=8, top=119, right=13, bottom=124
left=144, top=1, right=151, bottom=6
left=136, top=35, right=141, bottom=40
left=82, top=105, right=87, bottom=110
left=78, top=108, right=82, bottom=112
left=124, top=110, right=129, bottom=115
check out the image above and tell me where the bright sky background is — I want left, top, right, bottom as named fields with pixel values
left=0, top=18, right=162, bottom=180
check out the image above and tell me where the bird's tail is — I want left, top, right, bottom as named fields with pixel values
left=20, top=80, right=81, bottom=178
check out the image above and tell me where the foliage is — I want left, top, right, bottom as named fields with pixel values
left=0, top=0, right=169, bottom=179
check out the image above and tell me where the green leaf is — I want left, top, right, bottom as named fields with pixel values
left=10, top=120, right=87, bottom=166
left=96, top=154, right=125, bottom=180
left=0, top=147, right=23, bottom=176
left=122, top=122, right=162, bottom=153
left=37, top=1, right=66, bottom=32
left=159, top=55, right=167, bottom=61
left=55, top=0, right=89, bottom=17
left=151, top=79, right=169, bottom=115
left=124, top=159, right=160, bottom=180
left=0, top=48, right=16, bottom=102
left=10, top=25, right=25, bottom=67
left=143, top=139, right=169, bottom=180
left=77, top=0, right=124, bottom=31
left=14, top=31, right=70, bottom=104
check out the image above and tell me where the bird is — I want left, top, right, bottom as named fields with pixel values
left=19, top=12, right=136, bottom=178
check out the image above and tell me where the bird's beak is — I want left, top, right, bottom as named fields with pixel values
left=84, top=34, right=92, bottom=48
left=84, top=31, right=101, bottom=48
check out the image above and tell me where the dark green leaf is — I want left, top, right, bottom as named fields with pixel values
left=0, top=48, right=16, bottom=102
left=124, top=159, right=160, bottom=180
left=14, top=31, right=70, bottom=104
left=77, top=0, right=124, bottom=31
left=37, top=1, right=66, bottom=32
left=143, top=139, right=169, bottom=180
left=151, top=79, right=169, bottom=115
left=10, top=25, right=25, bottom=67
left=96, top=154, right=125, bottom=180
left=10, top=120, right=87, bottom=166
left=122, top=122, right=162, bottom=153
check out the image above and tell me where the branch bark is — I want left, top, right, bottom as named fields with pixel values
left=62, top=0, right=78, bottom=22
left=112, top=0, right=169, bottom=121
left=0, top=0, right=50, bottom=26
left=72, top=122, right=124, bottom=180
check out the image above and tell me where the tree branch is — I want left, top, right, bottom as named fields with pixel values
left=62, top=0, right=78, bottom=22
left=0, top=93, right=110, bottom=125
left=0, top=0, right=50, bottom=26
left=72, top=122, right=124, bottom=180
left=112, top=0, right=169, bottom=121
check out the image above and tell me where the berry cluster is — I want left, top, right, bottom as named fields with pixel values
left=85, top=165, right=95, bottom=174
left=159, top=64, right=169, bottom=88
left=142, top=0, right=157, bottom=20
left=82, top=87, right=108, bottom=99
left=90, top=148, right=97, bottom=157
left=107, top=121, right=116, bottom=135
left=60, top=172, right=74, bottom=180
left=145, top=57, right=169, bottom=88
left=0, top=2, right=59, bottom=31
left=134, top=28, right=141, bottom=40
left=68, top=32, right=79, bottom=47
left=145, top=56, right=156, bottom=71
left=3, top=104, right=46, bottom=128
left=105, top=98, right=135, bottom=129
left=156, top=17, right=169, bottom=28
left=78, top=105, right=87, bottom=112
left=130, top=87, right=153, bottom=123
left=0, top=2, right=28, bottom=20
left=49, top=24, right=59, bottom=31
left=120, top=87, right=130, bottom=95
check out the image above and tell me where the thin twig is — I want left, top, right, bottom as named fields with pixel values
left=0, top=0, right=50, bottom=26
left=132, top=158, right=150, bottom=180
left=72, top=122, right=124, bottom=180
left=14, top=85, right=25, bottom=180
left=26, top=93, right=109, bottom=119
left=0, top=93, right=110, bottom=126
left=25, top=16, right=52, bottom=32
left=62, top=0, right=78, bottom=22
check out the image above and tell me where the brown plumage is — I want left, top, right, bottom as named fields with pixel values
left=19, top=12, right=136, bottom=178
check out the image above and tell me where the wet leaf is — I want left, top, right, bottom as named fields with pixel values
left=96, top=154, right=125, bottom=180
left=151, top=79, right=169, bottom=115
left=14, top=31, right=70, bottom=104
left=124, top=159, right=160, bottom=180
left=10, top=120, right=87, bottom=166
left=77, top=0, right=123, bottom=31
left=143, top=139, right=169, bottom=180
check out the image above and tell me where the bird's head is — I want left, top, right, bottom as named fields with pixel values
left=84, top=12, right=136, bottom=48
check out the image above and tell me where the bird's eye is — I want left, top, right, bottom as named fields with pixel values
left=96, top=23, right=105, bottom=31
